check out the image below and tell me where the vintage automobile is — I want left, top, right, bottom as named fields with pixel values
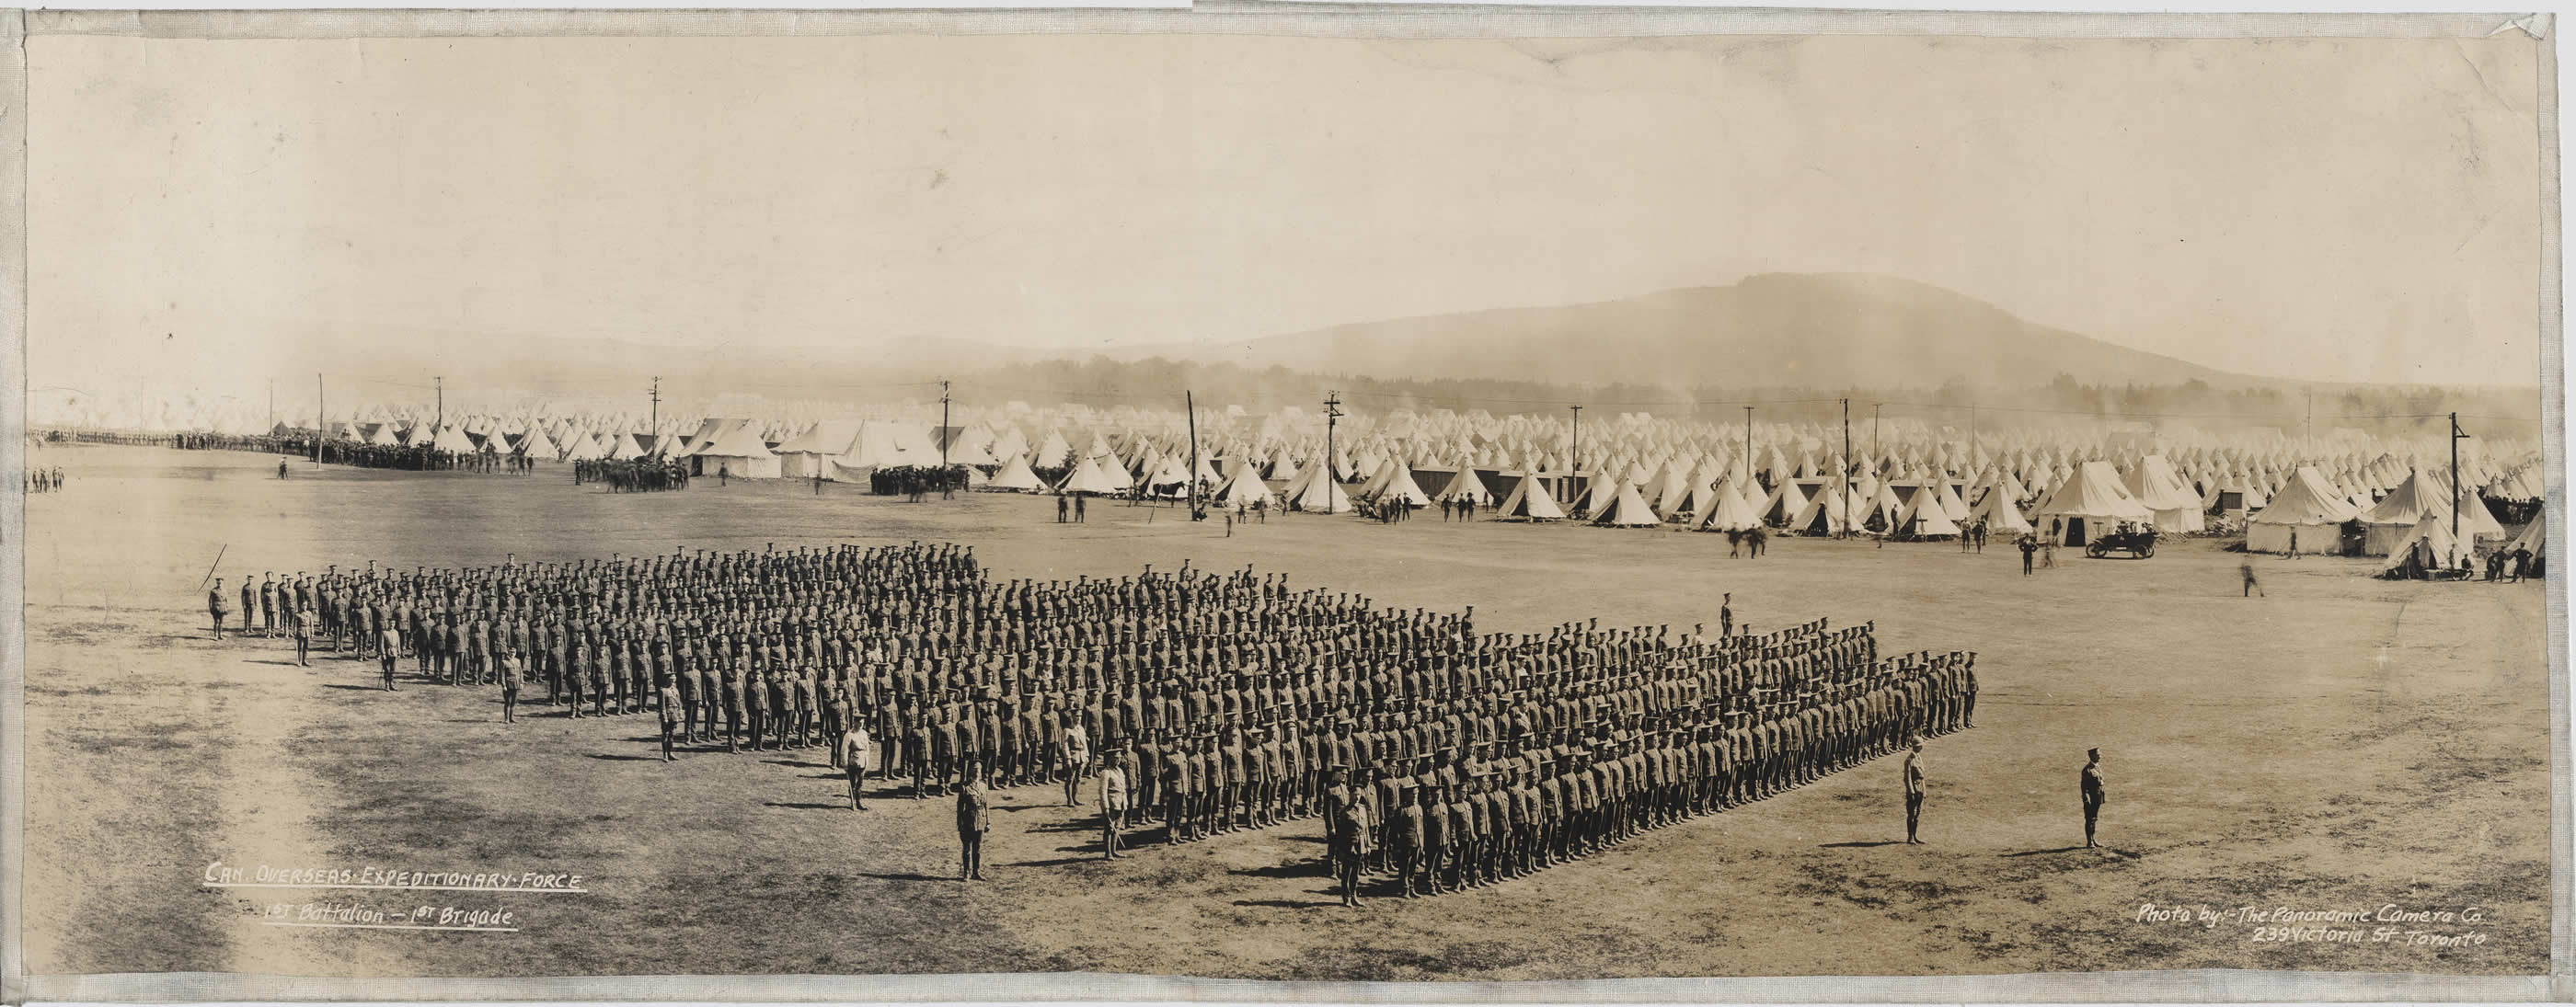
left=2085, top=526, right=2158, bottom=559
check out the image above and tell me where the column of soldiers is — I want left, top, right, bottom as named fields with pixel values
left=172, top=432, right=303, bottom=452
left=209, top=543, right=1975, bottom=898
left=574, top=458, right=691, bottom=492
left=316, top=441, right=522, bottom=472
left=868, top=465, right=971, bottom=500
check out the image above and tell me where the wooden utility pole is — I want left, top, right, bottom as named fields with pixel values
left=649, top=376, right=661, bottom=438
left=314, top=373, right=324, bottom=463
left=1841, top=397, right=1852, bottom=537
left=1186, top=389, right=1201, bottom=514
left=1570, top=404, right=1583, bottom=499
left=1742, top=406, right=1754, bottom=487
left=434, top=375, right=444, bottom=429
left=1324, top=391, right=1343, bottom=496
left=939, top=380, right=952, bottom=469
left=2451, top=412, right=2468, bottom=546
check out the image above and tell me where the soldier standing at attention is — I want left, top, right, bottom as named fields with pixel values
left=1098, top=750, right=1131, bottom=859
left=259, top=574, right=280, bottom=638
left=722, top=658, right=747, bottom=752
left=656, top=667, right=683, bottom=761
left=377, top=621, right=401, bottom=691
left=1902, top=738, right=1926, bottom=844
left=956, top=760, right=991, bottom=881
left=499, top=647, right=523, bottom=725
left=289, top=598, right=316, bottom=667
left=1719, top=593, right=1733, bottom=639
left=1420, top=783, right=1451, bottom=895
left=841, top=715, right=874, bottom=809
left=239, top=577, right=258, bottom=645
left=1332, top=784, right=1374, bottom=907
left=1393, top=782, right=1426, bottom=898
left=1060, top=719, right=1091, bottom=807
left=2081, top=748, right=2106, bottom=848
left=208, top=578, right=231, bottom=639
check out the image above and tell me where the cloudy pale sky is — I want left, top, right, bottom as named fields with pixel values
left=29, top=29, right=2546, bottom=396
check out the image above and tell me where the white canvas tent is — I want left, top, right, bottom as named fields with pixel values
left=1968, top=482, right=2035, bottom=535
left=2124, top=455, right=2207, bottom=533
left=1696, top=479, right=1764, bottom=532
left=2033, top=461, right=2154, bottom=545
left=2246, top=465, right=2361, bottom=554
left=775, top=418, right=864, bottom=479
left=2379, top=514, right=2469, bottom=577
left=1591, top=481, right=1661, bottom=527
left=1055, top=455, right=1130, bottom=495
left=1215, top=466, right=1278, bottom=509
left=688, top=419, right=782, bottom=478
left=1493, top=472, right=1567, bottom=521
left=1369, top=464, right=1433, bottom=508
left=983, top=452, right=1046, bottom=492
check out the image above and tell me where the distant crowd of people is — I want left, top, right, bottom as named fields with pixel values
left=870, top=465, right=972, bottom=502
left=576, top=458, right=690, bottom=492
left=316, top=441, right=525, bottom=473
left=25, top=466, right=63, bottom=493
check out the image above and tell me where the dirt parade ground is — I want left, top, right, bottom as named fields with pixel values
left=17, top=444, right=2555, bottom=980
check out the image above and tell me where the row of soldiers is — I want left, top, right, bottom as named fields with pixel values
left=574, top=458, right=691, bottom=492
left=25, top=466, right=64, bottom=493
left=868, top=465, right=971, bottom=501
left=214, top=542, right=1974, bottom=898
left=316, top=441, right=516, bottom=473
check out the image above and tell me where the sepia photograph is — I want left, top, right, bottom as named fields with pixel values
left=6, top=6, right=2566, bottom=999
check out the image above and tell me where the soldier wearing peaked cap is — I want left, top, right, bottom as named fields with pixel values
left=1391, top=777, right=1426, bottom=898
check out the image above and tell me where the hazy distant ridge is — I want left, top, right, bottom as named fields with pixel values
left=1110, top=273, right=2244, bottom=391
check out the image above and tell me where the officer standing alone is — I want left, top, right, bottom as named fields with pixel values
left=1902, top=739, right=1926, bottom=844
left=2080, top=748, right=2106, bottom=848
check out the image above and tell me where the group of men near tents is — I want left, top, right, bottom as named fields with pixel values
left=203, top=541, right=1979, bottom=900
left=317, top=441, right=522, bottom=473
left=574, top=458, right=691, bottom=492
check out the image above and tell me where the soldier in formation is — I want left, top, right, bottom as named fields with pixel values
left=207, top=542, right=1975, bottom=895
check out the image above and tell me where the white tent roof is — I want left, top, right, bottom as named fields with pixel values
left=985, top=452, right=1045, bottom=492
left=1495, top=472, right=1567, bottom=521
left=2251, top=466, right=2362, bottom=526
left=2035, top=461, right=2154, bottom=521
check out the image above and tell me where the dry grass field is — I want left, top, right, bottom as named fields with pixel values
left=18, top=444, right=2555, bottom=979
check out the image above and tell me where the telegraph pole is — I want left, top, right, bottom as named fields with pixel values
left=315, top=373, right=325, bottom=463
left=1841, top=397, right=1852, bottom=537
left=1569, top=404, right=1583, bottom=500
left=434, top=375, right=444, bottom=429
left=649, top=376, right=661, bottom=439
left=1186, top=390, right=1202, bottom=514
left=939, top=380, right=952, bottom=469
left=1872, top=403, right=1881, bottom=477
left=1324, top=391, right=1343, bottom=496
left=1742, top=406, right=1754, bottom=487
left=2451, top=412, right=2468, bottom=545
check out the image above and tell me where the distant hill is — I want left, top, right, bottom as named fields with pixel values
left=1113, top=273, right=2249, bottom=391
